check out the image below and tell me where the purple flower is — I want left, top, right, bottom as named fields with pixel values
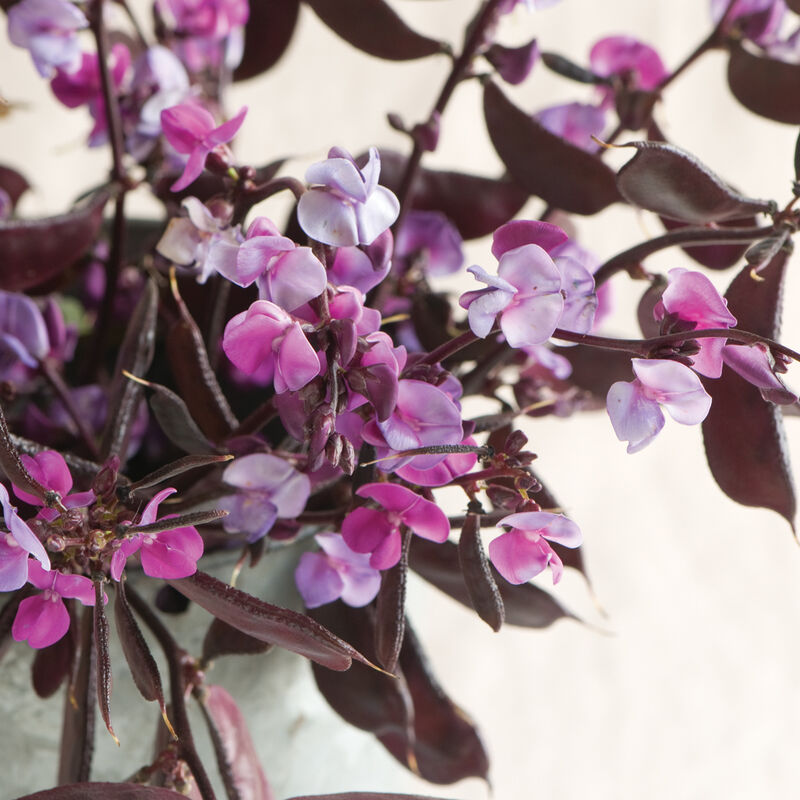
left=7, top=0, right=88, bottom=77
left=535, top=102, right=607, bottom=152
left=0, top=291, right=50, bottom=379
left=161, top=101, right=248, bottom=192
left=341, top=483, right=449, bottom=569
left=395, top=437, right=478, bottom=487
left=710, top=0, right=786, bottom=46
left=157, top=0, right=249, bottom=39
left=111, top=488, right=203, bottom=580
left=222, top=300, right=322, bottom=393
left=654, top=268, right=737, bottom=378
left=361, top=378, right=464, bottom=470
left=606, top=359, right=712, bottom=453
left=395, top=211, right=464, bottom=277
left=51, top=44, right=131, bottom=146
left=489, top=511, right=582, bottom=585
left=327, top=238, right=392, bottom=294
left=209, top=216, right=327, bottom=311
left=0, top=483, right=49, bottom=590
left=219, top=453, right=311, bottom=542
left=722, top=343, right=797, bottom=404
left=295, top=532, right=381, bottom=608
left=297, top=147, right=400, bottom=247
left=589, top=35, right=667, bottom=93
left=12, top=560, right=96, bottom=649
left=460, top=244, right=564, bottom=347
left=13, top=450, right=95, bottom=516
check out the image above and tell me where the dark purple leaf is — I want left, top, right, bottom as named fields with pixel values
left=114, top=579, right=171, bottom=732
left=375, top=528, right=410, bottom=672
left=234, top=0, right=300, bottom=81
left=100, top=279, right=158, bottom=461
left=483, top=80, right=621, bottom=215
left=33, top=618, right=75, bottom=698
left=457, top=513, right=504, bottom=631
left=395, top=623, right=489, bottom=784
left=556, top=345, right=634, bottom=399
left=0, top=164, right=29, bottom=210
left=168, top=571, right=373, bottom=670
left=616, top=140, right=773, bottom=223
left=15, top=785, right=188, bottom=800
left=702, top=250, right=795, bottom=525
left=93, top=582, right=117, bottom=744
left=304, top=0, right=444, bottom=60
left=202, top=616, right=273, bottom=662
left=410, top=538, right=573, bottom=628
left=167, top=281, right=239, bottom=443
left=727, top=42, right=800, bottom=124
left=58, top=607, right=96, bottom=785
left=378, top=150, right=529, bottom=240
left=309, top=603, right=415, bottom=768
left=0, top=189, right=108, bottom=291
left=788, top=0, right=800, bottom=12
left=660, top=215, right=757, bottom=269
left=146, top=381, right=215, bottom=454
left=199, top=684, right=276, bottom=800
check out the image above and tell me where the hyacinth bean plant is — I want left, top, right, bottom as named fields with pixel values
left=2, top=0, right=800, bottom=797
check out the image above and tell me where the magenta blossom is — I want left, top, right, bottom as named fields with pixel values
left=342, top=483, right=449, bottom=569
left=13, top=450, right=96, bottom=518
left=489, top=511, right=582, bottom=585
left=208, top=216, right=327, bottom=311
left=0, top=483, right=49, bottom=590
left=654, top=268, right=737, bottom=378
left=589, top=35, right=667, bottom=94
left=298, top=147, right=400, bottom=247
left=161, top=101, right=248, bottom=192
left=219, top=453, right=311, bottom=542
left=327, top=235, right=393, bottom=294
left=111, top=488, right=203, bottom=580
left=7, top=0, right=88, bottom=77
left=606, top=359, right=712, bottom=453
left=460, top=244, right=564, bottom=348
left=535, top=102, right=607, bottom=152
left=222, top=300, right=322, bottom=393
left=295, top=532, right=381, bottom=608
left=395, top=437, right=478, bottom=487
left=12, top=560, right=96, bottom=649
left=51, top=44, right=131, bottom=147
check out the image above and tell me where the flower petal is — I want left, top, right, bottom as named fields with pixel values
left=13, top=593, right=70, bottom=649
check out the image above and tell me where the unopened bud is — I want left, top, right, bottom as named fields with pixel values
left=325, top=433, right=343, bottom=468
left=46, top=535, right=65, bottom=552
left=339, top=438, right=356, bottom=475
left=504, top=430, right=528, bottom=455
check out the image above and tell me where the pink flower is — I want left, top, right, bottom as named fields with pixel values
left=589, top=36, right=667, bottom=93
left=606, top=359, right=712, bottom=453
left=161, top=101, right=248, bottom=192
left=341, top=483, right=449, bottom=569
left=295, top=532, right=381, bottom=608
left=395, top=211, right=464, bottom=278
left=298, top=147, right=400, bottom=247
left=12, top=560, right=96, bottom=649
left=722, top=343, right=797, bottom=404
left=710, top=0, right=786, bottom=46
left=13, top=450, right=96, bottom=518
left=111, top=488, right=203, bottom=580
left=460, top=244, right=564, bottom=347
left=655, top=268, right=737, bottom=378
left=7, top=0, right=88, bottom=77
left=361, top=379, right=464, bottom=470
left=489, top=511, right=582, bottom=585
left=222, top=300, right=322, bottom=393
left=395, top=437, right=478, bottom=487
left=209, top=216, right=327, bottom=311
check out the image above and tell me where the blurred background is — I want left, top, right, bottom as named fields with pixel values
left=3, top=1, right=800, bottom=798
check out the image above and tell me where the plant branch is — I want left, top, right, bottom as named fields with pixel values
left=593, top=223, right=772, bottom=287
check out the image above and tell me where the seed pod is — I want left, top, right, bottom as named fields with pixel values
left=458, top=513, right=504, bottom=631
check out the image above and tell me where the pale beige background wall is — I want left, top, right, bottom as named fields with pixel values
left=2, top=1, right=800, bottom=799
